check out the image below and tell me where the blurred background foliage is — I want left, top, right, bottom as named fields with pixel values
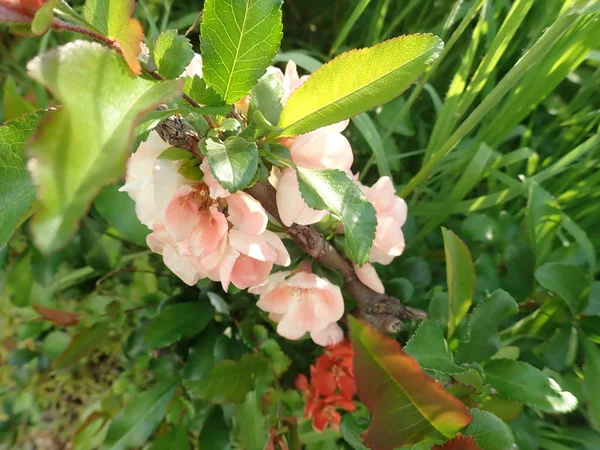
left=1, top=0, right=599, bottom=449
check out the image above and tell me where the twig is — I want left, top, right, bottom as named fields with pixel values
left=155, top=116, right=426, bottom=332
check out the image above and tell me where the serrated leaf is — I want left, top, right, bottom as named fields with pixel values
left=348, top=317, right=472, bottom=450
left=456, top=290, right=519, bottom=363
left=184, top=354, right=271, bottom=404
left=442, top=228, right=475, bottom=338
left=432, top=435, right=481, bottom=450
left=277, top=34, right=443, bottom=137
left=201, top=0, right=283, bottom=103
left=484, top=359, right=577, bottom=413
left=464, top=409, right=516, bottom=450
left=405, top=320, right=467, bottom=375
left=152, top=29, right=194, bottom=79
left=101, top=382, right=177, bottom=450
left=26, top=41, right=180, bottom=254
left=205, top=137, right=258, bottom=193
left=55, top=322, right=110, bottom=370
left=0, top=113, right=43, bottom=248
left=260, top=338, right=291, bottom=376
left=249, top=71, right=283, bottom=125
left=83, top=0, right=144, bottom=74
left=183, top=75, right=225, bottom=106
left=297, top=167, right=376, bottom=265
left=234, top=391, right=268, bottom=450
left=145, top=301, right=215, bottom=349
left=535, top=263, right=588, bottom=313
left=583, top=338, right=600, bottom=432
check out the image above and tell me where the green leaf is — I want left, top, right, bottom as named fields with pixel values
left=404, top=320, right=467, bottom=375
left=204, top=137, right=258, bottom=193
left=484, top=359, right=577, bottom=413
left=26, top=41, right=180, bottom=254
left=183, top=326, right=219, bottom=380
left=201, top=0, right=283, bottom=104
left=233, top=391, right=268, bottom=450
left=94, top=185, right=150, bottom=247
left=152, top=29, right=195, bottom=79
left=442, top=228, right=476, bottom=337
left=41, top=330, right=71, bottom=360
left=184, top=354, right=271, bottom=404
left=464, top=409, right=515, bottom=450
left=183, top=75, right=225, bottom=106
left=543, top=325, right=578, bottom=372
left=259, top=338, right=291, bottom=376
left=101, top=381, right=177, bottom=450
left=297, top=167, right=377, bottom=265
left=55, top=322, right=110, bottom=370
left=249, top=71, right=283, bottom=125
left=148, top=422, right=190, bottom=450
left=527, top=183, right=561, bottom=265
left=583, top=338, right=600, bottom=432
left=3, top=76, right=36, bottom=121
left=31, top=0, right=57, bottom=35
left=83, top=0, right=144, bottom=74
left=145, top=301, right=215, bottom=349
left=0, top=113, right=43, bottom=248
left=535, top=263, right=588, bottom=313
left=277, top=34, right=443, bottom=137
left=457, top=290, right=519, bottom=363
left=348, top=317, right=472, bottom=449
left=199, top=407, right=231, bottom=450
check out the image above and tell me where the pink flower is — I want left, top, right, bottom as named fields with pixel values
left=288, top=127, right=353, bottom=171
left=311, top=322, right=344, bottom=347
left=250, top=271, right=344, bottom=343
left=353, top=263, right=385, bottom=294
left=359, top=176, right=407, bottom=265
left=182, top=53, right=203, bottom=78
left=227, top=192, right=268, bottom=236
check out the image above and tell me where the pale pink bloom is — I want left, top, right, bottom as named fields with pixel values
left=360, top=176, right=407, bottom=265
left=311, top=322, right=344, bottom=347
left=200, top=159, right=230, bottom=199
left=275, top=169, right=327, bottom=227
left=288, top=127, right=353, bottom=171
left=229, top=229, right=290, bottom=266
left=230, top=255, right=274, bottom=290
left=227, top=192, right=268, bottom=236
left=353, top=263, right=385, bottom=294
left=182, top=53, right=203, bottom=78
left=153, top=158, right=188, bottom=224
left=252, top=271, right=344, bottom=340
left=187, top=205, right=229, bottom=258
left=120, top=131, right=170, bottom=227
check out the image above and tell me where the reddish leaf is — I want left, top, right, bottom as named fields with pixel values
left=34, top=305, right=81, bottom=327
left=83, top=0, right=144, bottom=75
left=433, top=434, right=482, bottom=450
left=348, top=317, right=472, bottom=450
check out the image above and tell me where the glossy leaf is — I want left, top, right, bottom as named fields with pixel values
left=297, top=167, right=377, bottom=265
left=527, top=180, right=560, bottom=265
left=152, top=29, right=195, bottom=79
left=205, top=137, right=259, bottom=193
left=101, top=381, right=177, bottom=450
left=201, top=0, right=283, bottom=103
left=26, top=41, right=180, bottom=253
left=583, top=338, right=600, bottom=432
left=145, top=301, right=215, bottom=349
left=404, top=320, right=467, bottom=375
left=348, top=317, right=472, bottom=449
left=199, top=407, right=231, bottom=449
left=464, top=409, right=516, bottom=450
left=184, top=354, right=271, bottom=404
left=484, top=359, right=577, bottom=413
left=0, top=113, right=43, bottom=248
left=83, top=0, right=144, bottom=74
left=442, top=228, right=476, bottom=337
left=55, top=322, right=110, bottom=370
left=457, top=290, right=519, bottom=362
left=184, top=75, right=224, bottom=106
left=249, top=71, right=284, bottom=125
left=535, top=263, right=588, bottom=313
left=432, top=435, right=481, bottom=450
left=34, top=305, right=80, bottom=327
left=277, top=34, right=443, bottom=136
left=543, top=325, right=578, bottom=372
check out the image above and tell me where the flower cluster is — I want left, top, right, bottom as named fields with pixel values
left=295, top=341, right=357, bottom=432
left=122, top=55, right=408, bottom=346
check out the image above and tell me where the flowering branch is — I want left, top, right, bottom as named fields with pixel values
left=155, top=115, right=426, bottom=333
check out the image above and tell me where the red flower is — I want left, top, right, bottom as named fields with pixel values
left=309, top=394, right=356, bottom=432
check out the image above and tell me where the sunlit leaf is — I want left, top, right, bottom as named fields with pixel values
left=204, top=137, right=258, bottom=193
left=348, top=317, right=472, bottom=450
left=26, top=41, right=180, bottom=253
left=535, top=263, right=588, bottom=313
left=277, top=34, right=443, bottom=136
left=463, top=409, right=516, bottom=450
left=152, top=29, right=194, bottom=79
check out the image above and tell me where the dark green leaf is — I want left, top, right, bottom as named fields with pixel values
left=543, top=325, right=578, bottom=372
left=153, top=29, right=195, bottom=79
left=583, top=338, right=600, bottom=432
left=464, top=409, right=515, bottom=450
left=297, top=167, right=377, bottom=265
left=527, top=183, right=561, bottom=265
left=55, top=322, right=110, bottom=370
left=184, top=326, right=220, bottom=380
left=484, top=359, right=577, bottom=413
left=457, top=290, right=519, bottom=363
left=145, top=301, right=215, bottom=349
left=101, top=381, right=177, bottom=450
left=205, top=137, right=258, bottom=193
left=233, top=391, right=267, bottom=450
left=535, top=263, right=588, bottom=313
left=27, top=41, right=180, bottom=253
left=183, top=75, right=225, bottom=106
left=184, top=354, right=271, bottom=403
left=199, top=407, right=231, bottom=450
left=201, top=0, right=283, bottom=103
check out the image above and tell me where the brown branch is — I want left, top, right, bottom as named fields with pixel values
left=155, top=117, right=425, bottom=333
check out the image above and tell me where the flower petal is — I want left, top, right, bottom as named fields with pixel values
left=227, top=192, right=268, bottom=236
left=353, top=263, right=385, bottom=294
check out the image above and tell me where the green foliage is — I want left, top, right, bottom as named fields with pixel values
left=26, top=41, right=179, bottom=253
left=297, top=167, right=377, bottom=264
left=463, top=409, right=515, bottom=450
left=204, top=137, right=259, bottom=193
left=152, top=29, right=195, bottom=79
left=201, top=0, right=283, bottom=104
